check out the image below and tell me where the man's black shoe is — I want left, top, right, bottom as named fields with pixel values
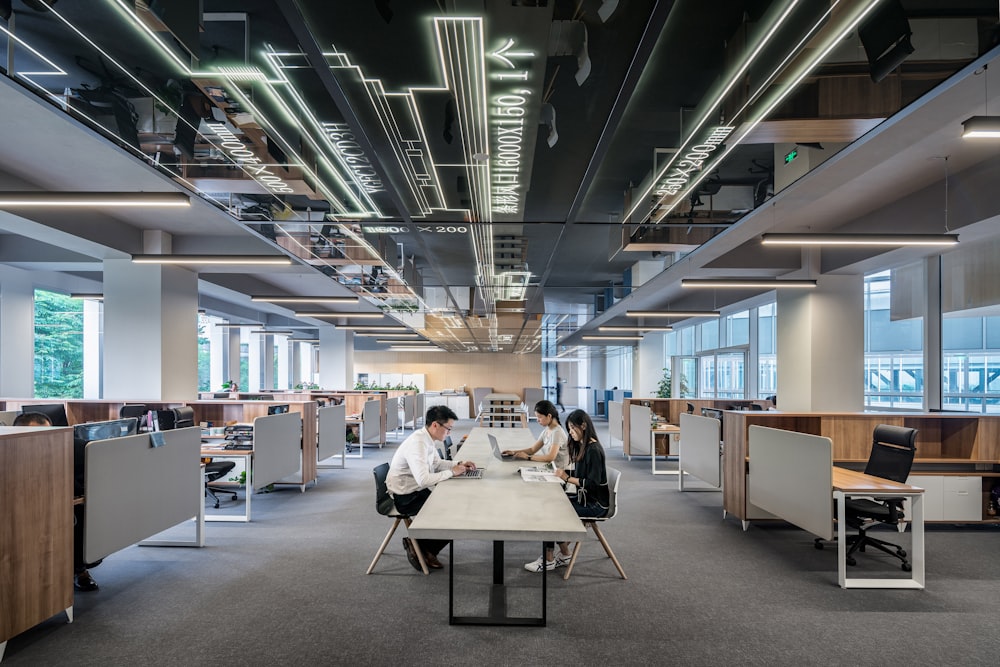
left=401, top=537, right=423, bottom=572
left=74, top=571, right=99, bottom=592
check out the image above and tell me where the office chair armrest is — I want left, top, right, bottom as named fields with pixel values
left=875, top=496, right=906, bottom=523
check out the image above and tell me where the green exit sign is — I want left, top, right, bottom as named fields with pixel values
left=784, top=148, right=798, bottom=164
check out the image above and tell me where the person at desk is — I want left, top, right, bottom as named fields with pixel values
left=503, top=400, right=569, bottom=469
left=11, top=412, right=101, bottom=591
left=386, top=405, right=475, bottom=571
left=525, top=409, right=609, bottom=573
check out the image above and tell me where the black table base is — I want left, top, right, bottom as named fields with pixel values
left=448, top=540, right=547, bottom=626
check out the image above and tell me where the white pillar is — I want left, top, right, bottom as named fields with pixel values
left=82, top=299, right=102, bottom=398
left=776, top=274, right=864, bottom=411
left=227, top=330, right=242, bottom=389
left=277, top=335, right=290, bottom=390
left=210, top=321, right=226, bottom=392
left=248, top=334, right=263, bottom=392
left=319, top=326, right=353, bottom=390
left=634, top=332, right=666, bottom=397
left=0, top=269, right=36, bottom=397
left=102, top=259, right=199, bottom=400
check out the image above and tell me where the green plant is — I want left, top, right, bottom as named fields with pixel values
left=656, top=368, right=689, bottom=398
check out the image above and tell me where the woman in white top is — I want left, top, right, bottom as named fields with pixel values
left=503, top=400, right=570, bottom=470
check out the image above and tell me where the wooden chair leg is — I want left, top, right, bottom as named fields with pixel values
left=404, top=518, right=430, bottom=575
left=367, top=517, right=402, bottom=574
left=562, top=540, right=583, bottom=580
left=591, top=523, right=627, bottom=580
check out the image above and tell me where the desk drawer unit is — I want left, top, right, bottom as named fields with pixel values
left=904, top=475, right=982, bottom=522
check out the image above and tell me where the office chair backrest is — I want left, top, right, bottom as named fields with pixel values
left=605, top=467, right=622, bottom=521
left=172, top=405, right=196, bottom=429
left=120, top=404, right=147, bottom=429
left=864, top=424, right=917, bottom=483
left=372, top=463, right=396, bottom=516
left=686, top=402, right=695, bottom=414
left=441, top=436, right=454, bottom=460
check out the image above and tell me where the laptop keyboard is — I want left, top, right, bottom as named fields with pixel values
left=454, top=468, right=484, bottom=479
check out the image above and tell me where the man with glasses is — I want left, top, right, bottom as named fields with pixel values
left=386, top=405, right=476, bottom=571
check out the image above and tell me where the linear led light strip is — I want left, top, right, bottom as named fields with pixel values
left=435, top=18, right=496, bottom=312
left=623, top=0, right=804, bottom=223
left=649, top=0, right=883, bottom=223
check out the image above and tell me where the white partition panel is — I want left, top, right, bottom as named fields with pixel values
left=402, top=394, right=416, bottom=428
left=748, top=425, right=833, bottom=540
left=608, top=401, right=623, bottom=446
left=362, top=399, right=382, bottom=445
left=85, top=427, right=202, bottom=563
left=414, top=393, right=426, bottom=427
left=386, top=397, right=399, bottom=433
left=252, top=412, right=303, bottom=491
left=679, top=413, right=722, bottom=488
left=318, top=403, right=346, bottom=462
left=628, top=404, right=652, bottom=456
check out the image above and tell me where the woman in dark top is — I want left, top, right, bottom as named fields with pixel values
left=525, top=409, right=609, bottom=572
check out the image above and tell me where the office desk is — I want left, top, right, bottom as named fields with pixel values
left=748, top=425, right=925, bottom=590
left=833, top=468, right=925, bottom=590
left=408, top=428, right=586, bottom=626
left=200, top=447, right=253, bottom=522
left=650, top=424, right=680, bottom=475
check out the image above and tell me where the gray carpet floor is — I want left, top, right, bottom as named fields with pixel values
left=5, top=417, right=1000, bottom=666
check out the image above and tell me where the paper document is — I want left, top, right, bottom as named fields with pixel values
left=518, top=465, right=562, bottom=483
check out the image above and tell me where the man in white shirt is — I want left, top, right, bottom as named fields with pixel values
left=387, top=405, right=475, bottom=571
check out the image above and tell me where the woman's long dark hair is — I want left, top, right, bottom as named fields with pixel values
left=565, top=409, right=600, bottom=462
left=533, top=400, right=561, bottom=426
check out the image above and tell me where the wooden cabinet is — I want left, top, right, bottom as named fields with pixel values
left=1, top=427, right=74, bottom=653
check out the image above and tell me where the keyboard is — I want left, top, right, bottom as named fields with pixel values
left=224, top=443, right=253, bottom=450
left=453, top=468, right=483, bottom=479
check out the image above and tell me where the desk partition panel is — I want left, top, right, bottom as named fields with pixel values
left=251, top=412, right=303, bottom=491
left=84, top=427, right=202, bottom=564
left=748, top=425, right=834, bottom=540
left=608, top=401, right=623, bottom=447
left=317, top=404, right=346, bottom=465
left=402, top=394, right=416, bottom=428
left=628, top=404, right=652, bottom=456
left=679, top=413, right=722, bottom=489
left=361, top=399, right=382, bottom=445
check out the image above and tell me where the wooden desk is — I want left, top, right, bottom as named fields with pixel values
left=833, top=468, right=925, bottom=589
left=748, top=425, right=925, bottom=590
left=408, top=428, right=586, bottom=626
left=650, top=424, right=680, bottom=475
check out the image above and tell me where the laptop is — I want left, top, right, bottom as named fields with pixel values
left=452, top=467, right=484, bottom=480
left=489, top=434, right=516, bottom=461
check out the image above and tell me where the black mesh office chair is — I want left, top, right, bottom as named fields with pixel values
left=817, top=424, right=917, bottom=571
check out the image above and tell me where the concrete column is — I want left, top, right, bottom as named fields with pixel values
left=319, top=326, right=353, bottom=390
left=923, top=256, right=942, bottom=411
left=82, top=299, right=102, bottom=398
left=102, top=259, right=198, bottom=400
left=210, top=321, right=226, bottom=392
left=0, top=269, right=36, bottom=397
left=248, top=334, right=263, bottom=392
left=290, top=340, right=302, bottom=388
left=260, top=334, right=275, bottom=390
left=227, top=329, right=242, bottom=389
left=776, top=274, right=864, bottom=411
left=634, top=332, right=666, bottom=397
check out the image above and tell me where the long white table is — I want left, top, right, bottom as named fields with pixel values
left=408, top=427, right=586, bottom=626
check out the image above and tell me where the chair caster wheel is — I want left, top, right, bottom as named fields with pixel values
left=846, top=557, right=857, bottom=566
left=902, top=562, right=912, bottom=572
left=814, top=539, right=824, bottom=550
left=897, top=549, right=907, bottom=558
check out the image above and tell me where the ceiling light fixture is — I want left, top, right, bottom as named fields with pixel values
left=292, top=338, right=320, bottom=343
left=69, top=293, right=103, bottom=300
left=249, top=329, right=294, bottom=335
left=582, top=335, right=643, bottom=341
left=626, top=310, right=720, bottom=318
left=682, top=278, right=817, bottom=288
left=337, top=325, right=408, bottom=332
left=761, top=233, right=959, bottom=246
left=379, top=339, right=430, bottom=344
left=390, top=346, right=443, bottom=352
left=214, top=323, right=264, bottom=328
left=132, top=255, right=293, bottom=265
left=250, top=296, right=360, bottom=304
left=0, top=191, right=191, bottom=207
left=597, top=326, right=672, bottom=332
left=294, top=312, right=386, bottom=319
left=962, top=64, right=1000, bottom=138
left=354, top=332, right=420, bottom=338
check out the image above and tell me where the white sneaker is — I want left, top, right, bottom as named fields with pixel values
left=554, top=552, right=572, bottom=568
left=524, top=556, right=556, bottom=572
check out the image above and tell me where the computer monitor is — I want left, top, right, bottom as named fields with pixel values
left=21, top=403, right=69, bottom=426
left=73, top=418, right=138, bottom=446
left=267, top=404, right=290, bottom=415
left=0, top=410, right=19, bottom=426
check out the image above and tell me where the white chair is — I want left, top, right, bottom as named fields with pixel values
left=563, top=467, right=627, bottom=580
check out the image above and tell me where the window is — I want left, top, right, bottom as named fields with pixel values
left=864, top=267, right=924, bottom=409
left=34, top=290, right=84, bottom=398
